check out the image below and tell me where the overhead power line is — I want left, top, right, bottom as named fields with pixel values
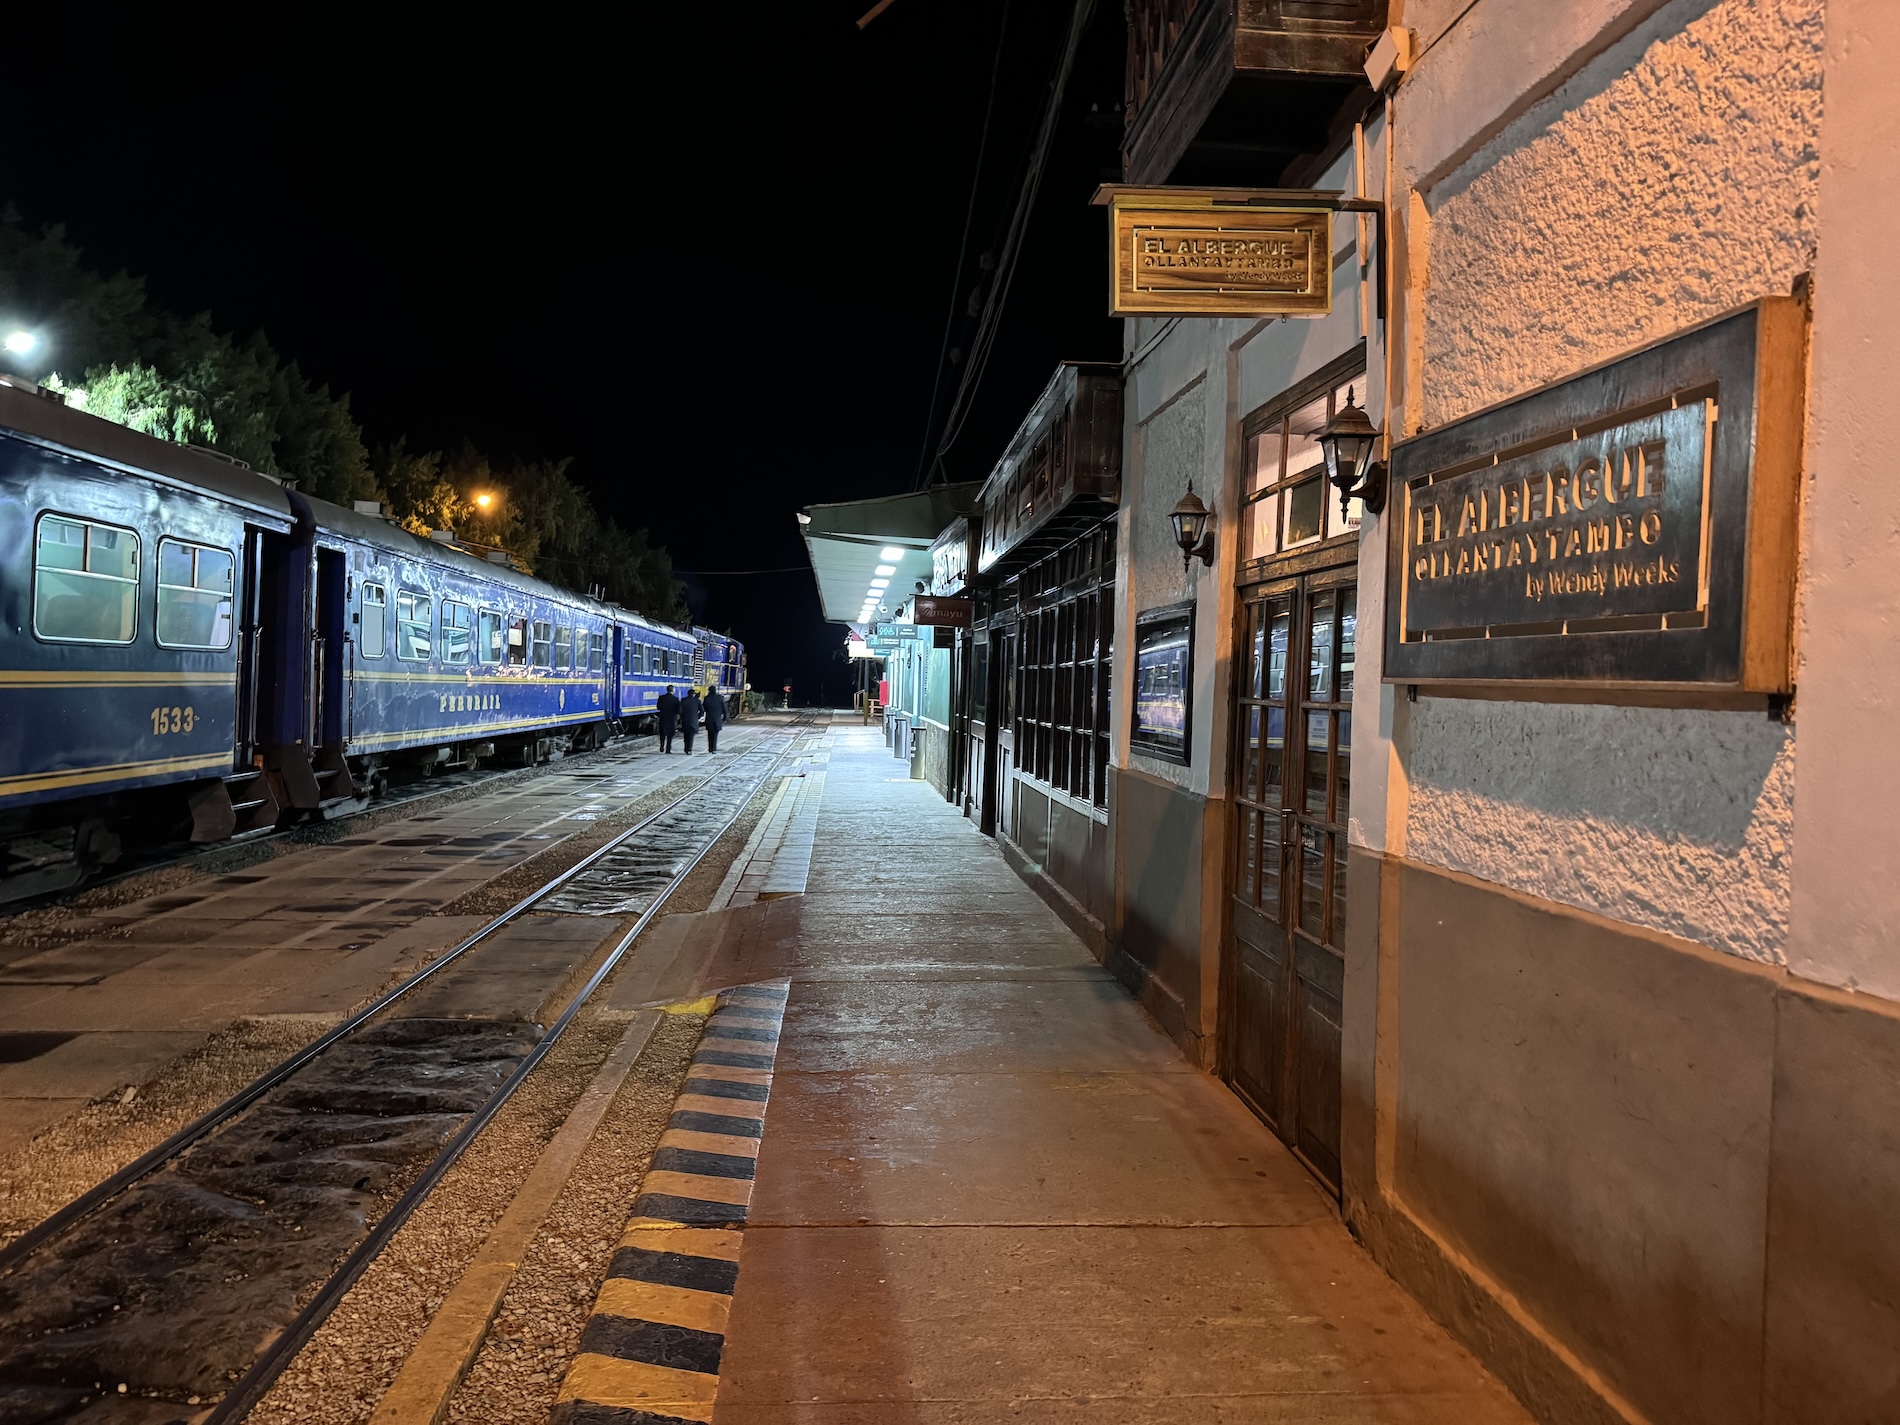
left=920, top=0, right=1096, bottom=489
left=673, top=566, right=812, bottom=576
left=911, top=0, right=1013, bottom=489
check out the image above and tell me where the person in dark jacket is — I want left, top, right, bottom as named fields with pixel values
left=656, top=686, right=680, bottom=752
left=679, top=687, right=704, bottom=753
left=703, top=686, right=727, bottom=752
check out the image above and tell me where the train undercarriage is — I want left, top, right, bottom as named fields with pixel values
left=0, top=719, right=636, bottom=908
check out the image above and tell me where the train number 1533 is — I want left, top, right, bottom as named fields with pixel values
left=150, top=706, right=197, bottom=735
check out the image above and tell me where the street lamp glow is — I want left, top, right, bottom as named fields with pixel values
left=874, top=564, right=896, bottom=577
left=473, top=492, right=494, bottom=510
left=3, top=331, right=36, bottom=357
left=879, top=547, right=904, bottom=561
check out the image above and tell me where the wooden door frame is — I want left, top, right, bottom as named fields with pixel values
left=1217, top=550, right=1358, bottom=1190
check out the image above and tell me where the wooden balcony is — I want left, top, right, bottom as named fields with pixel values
left=1124, top=0, right=1386, bottom=186
left=976, top=364, right=1122, bottom=580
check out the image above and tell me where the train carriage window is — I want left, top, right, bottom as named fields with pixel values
left=34, top=513, right=140, bottom=644
left=396, top=590, right=432, bottom=661
left=441, top=599, right=472, bottom=664
left=531, top=620, right=551, bottom=667
left=553, top=625, right=572, bottom=671
left=589, top=632, right=605, bottom=674
left=155, top=540, right=235, bottom=650
left=478, top=609, right=504, bottom=665
left=361, top=581, right=387, bottom=657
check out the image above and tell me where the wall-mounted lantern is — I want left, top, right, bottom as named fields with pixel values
left=1170, top=484, right=1217, bottom=569
left=1318, top=388, right=1387, bottom=519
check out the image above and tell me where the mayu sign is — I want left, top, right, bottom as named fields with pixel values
left=1385, top=298, right=1806, bottom=693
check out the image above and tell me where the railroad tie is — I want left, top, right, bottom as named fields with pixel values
left=553, top=980, right=790, bottom=1425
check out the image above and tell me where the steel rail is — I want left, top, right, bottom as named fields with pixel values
left=204, top=728, right=805, bottom=1422
left=0, top=729, right=788, bottom=1277
left=2, top=730, right=652, bottom=916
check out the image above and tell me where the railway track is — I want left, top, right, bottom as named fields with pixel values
left=3, top=731, right=653, bottom=919
left=0, top=715, right=820, bottom=1422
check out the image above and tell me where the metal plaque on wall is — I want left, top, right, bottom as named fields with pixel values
left=1383, top=297, right=1806, bottom=694
left=1091, top=187, right=1333, bottom=318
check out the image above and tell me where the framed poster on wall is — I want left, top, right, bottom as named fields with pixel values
left=1131, top=601, right=1193, bottom=764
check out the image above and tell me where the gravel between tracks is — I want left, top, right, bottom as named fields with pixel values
left=0, top=1016, right=341, bottom=1247
left=444, top=1011, right=705, bottom=1425
left=433, top=772, right=704, bottom=919
left=247, top=1009, right=704, bottom=1425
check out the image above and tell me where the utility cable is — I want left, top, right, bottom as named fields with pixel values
left=673, top=565, right=811, bottom=576
left=911, top=0, right=1013, bottom=490
left=925, top=0, right=1096, bottom=487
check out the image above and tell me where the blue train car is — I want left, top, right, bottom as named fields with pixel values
left=303, top=500, right=628, bottom=786
left=0, top=372, right=730, bottom=901
left=692, top=626, right=747, bottom=705
left=0, top=376, right=300, bottom=894
left=608, top=611, right=698, bottom=728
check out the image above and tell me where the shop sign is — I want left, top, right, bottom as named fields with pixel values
left=1384, top=298, right=1805, bottom=692
left=874, top=622, right=923, bottom=641
left=1091, top=186, right=1332, bottom=317
left=912, top=596, right=973, bottom=629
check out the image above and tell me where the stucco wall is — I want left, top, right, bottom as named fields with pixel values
left=1420, top=0, right=1823, bottom=427
left=1127, top=376, right=1211, bottom=793
left=1403, top=0, right=1822, bottom=965
left=1787, top=0, right=1900, bottom=1001
left=1407, top=699, right=1794, bottom=962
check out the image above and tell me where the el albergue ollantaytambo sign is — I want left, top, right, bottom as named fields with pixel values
left=1092, top=187, right=1333, bottom=318
left=1383, top=298, right=1806, bottom=693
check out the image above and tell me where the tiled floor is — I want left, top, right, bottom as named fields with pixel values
left=711, top=725, right=1532, bottom=1423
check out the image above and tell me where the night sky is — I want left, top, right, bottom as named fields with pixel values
left=3, top=3, right=1124, bottom=704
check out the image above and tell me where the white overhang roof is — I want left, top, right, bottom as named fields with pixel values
left=798, top=485, right=980, bottom=629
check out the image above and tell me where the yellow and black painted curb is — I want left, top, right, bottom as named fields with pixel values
left=552, top=980, right=789, bottom=1425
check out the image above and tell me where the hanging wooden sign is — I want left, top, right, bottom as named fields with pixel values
left=1383, top=297, right=1806, bottom=694
left=1091, top=186, right=1334, bottom=317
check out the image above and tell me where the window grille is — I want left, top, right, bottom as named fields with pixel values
left=396, top=591, right=432, bottom=661
left=156, top=540, right=235, bottom=650
left=1011, top=520, right=1115, bottom=808
left=441, top=600, right=473, bottom=664
left=361, top=582, right=387, bottom=658
left=34, top=513, right=139, bottom=644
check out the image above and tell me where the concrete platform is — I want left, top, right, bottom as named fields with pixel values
left=710, top=726, right=1533, bottom=1422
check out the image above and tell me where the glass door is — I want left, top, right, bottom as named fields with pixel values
left=1226, top=570, right=1355, bottom=1192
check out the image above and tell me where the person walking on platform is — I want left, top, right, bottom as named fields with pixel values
left=704, top=685, right=727, bottom=752
left=656, top=685, right=680, bottom=753
left=679, top=686, right=704, bottom=754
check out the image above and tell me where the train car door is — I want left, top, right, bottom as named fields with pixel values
left=254, top=517, right=322, bottom=809
left=608, top=626, right=623, bottom=719
left=313, top=549, right=347, bottom=749
left=235, top=529, right=267, bottom=768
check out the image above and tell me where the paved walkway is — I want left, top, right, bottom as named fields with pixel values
left=712, top=725, right=1530, bottom=1422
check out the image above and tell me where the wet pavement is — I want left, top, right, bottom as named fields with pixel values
left=706, top=726, right=1533, bottom=1422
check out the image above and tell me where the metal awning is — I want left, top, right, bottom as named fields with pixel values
left=799, top=485, right=980, bottom=629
